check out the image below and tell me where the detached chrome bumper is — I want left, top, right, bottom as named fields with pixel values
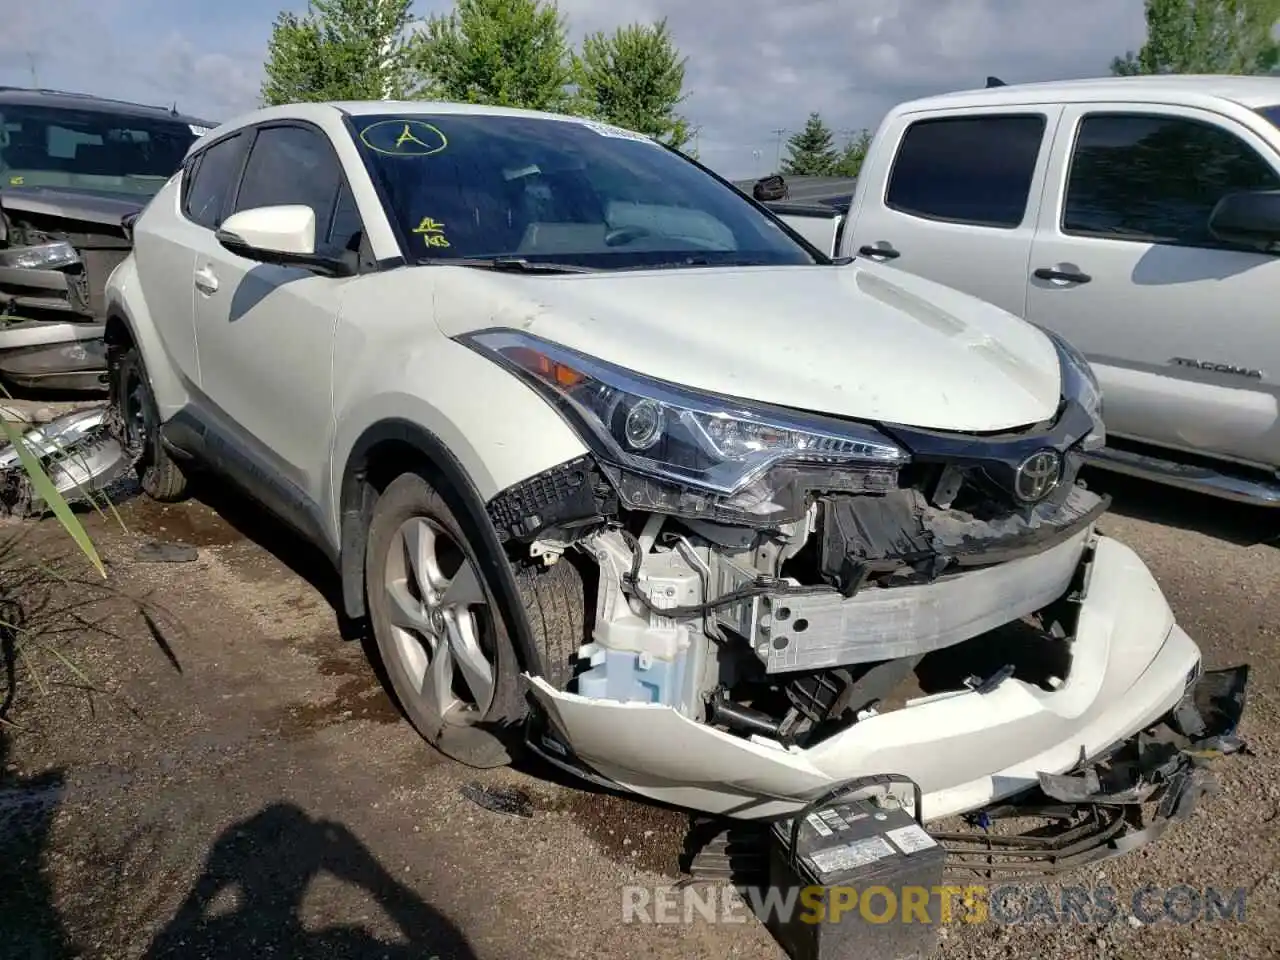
left=525, top=535, right=1209, bottom=821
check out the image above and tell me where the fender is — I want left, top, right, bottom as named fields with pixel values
left=103, top=255, right=193, bottom=419
left=337, top=418, right=549, bottom=676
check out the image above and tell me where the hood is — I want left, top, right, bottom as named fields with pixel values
left=433, top=261, right=1061, bottom=433
left=0, top=186, right=145, bottom=230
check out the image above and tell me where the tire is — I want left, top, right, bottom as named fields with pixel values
left=110, top=344, right=188, bottom=502
left=515, top=556, right=588, bottom=692
left=365, top=471, right=526, bottom=768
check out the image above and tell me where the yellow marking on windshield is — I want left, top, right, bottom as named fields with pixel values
left=8, top=176, right=23, bottom=185
left=396, top=124, right=428, bottom=148
left=413, top=216, right=451, bottom=248
left=359, top=119, right=448, bottom=157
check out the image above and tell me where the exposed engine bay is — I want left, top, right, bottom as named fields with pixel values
left=490, top=420, right=1106, bottom=755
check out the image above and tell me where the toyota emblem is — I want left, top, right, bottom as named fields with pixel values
left=1014, top=449, right=1062, bottom=503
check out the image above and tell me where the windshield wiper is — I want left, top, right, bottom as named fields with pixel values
left=615, top=257, right=777, bottom=271
left=418, top=256, right=597, bottom=274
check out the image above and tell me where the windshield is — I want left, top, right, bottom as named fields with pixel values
left=0, top=105, right=199, bottom=197
left=351, top=113, right=818, bottom=270
left=1259, top=105, right=1280, bottom=129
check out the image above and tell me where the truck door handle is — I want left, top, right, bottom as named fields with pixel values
left=858, top=244, right=900, bottom=260
left=1034, top=267, right=1091, bottom=284
left=194, top=266, right=219, bottom=294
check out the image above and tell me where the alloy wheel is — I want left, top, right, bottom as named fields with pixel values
left=381, top=516, right=497, bottom=724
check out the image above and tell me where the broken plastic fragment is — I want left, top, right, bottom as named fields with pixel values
left=460, top=782, right=534, bottom=818
left=135, top=541, right=198, bottom=563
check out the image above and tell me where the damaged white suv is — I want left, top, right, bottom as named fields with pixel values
left=105, top=101, right=1245, bottom=840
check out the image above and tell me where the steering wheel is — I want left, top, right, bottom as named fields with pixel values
left=604, top=225, right=654, bottom=247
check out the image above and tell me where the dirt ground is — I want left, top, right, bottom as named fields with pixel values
left=0, top=469, right=1277, bottom=959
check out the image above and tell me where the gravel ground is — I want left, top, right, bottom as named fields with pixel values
left=0, top=468, right=1276, bottom=959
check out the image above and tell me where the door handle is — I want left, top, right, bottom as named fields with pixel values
left=1033, top=266, right=1091, bottom=284
left=194, top=266, right=219, bottom=294
left=858, top=243, right=901, bottom=260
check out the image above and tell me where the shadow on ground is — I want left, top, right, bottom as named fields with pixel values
left=143, top=802, right=476, bottom=960
left=0, top=731, right=73, bottom=959
left=1083, top=467, right=1280, bottom=548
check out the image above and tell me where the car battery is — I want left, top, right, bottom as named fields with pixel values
left=764, top=775, right=945, bottom=960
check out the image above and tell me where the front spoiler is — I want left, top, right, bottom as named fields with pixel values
left=936, top=665, right=1249, bottom=879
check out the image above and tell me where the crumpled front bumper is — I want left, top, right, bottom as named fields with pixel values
left=525, top=535, right=1224, bottom=821
left=936, top=663, right=1248, bottom=878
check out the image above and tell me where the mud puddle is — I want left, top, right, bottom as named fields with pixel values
left=467, top=778, right=690, bottom=877
left=556, top=790, right=688, bottom=876
left=113, top=495, right=243, bottom=548
left=276, top=640, right=403, bottom=737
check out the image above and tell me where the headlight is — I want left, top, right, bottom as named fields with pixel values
left=1045, top=329, right=1105, bottom=451
left=0, top=240, right=80, bottom=271
left=461, top=329, right=907, bottom=523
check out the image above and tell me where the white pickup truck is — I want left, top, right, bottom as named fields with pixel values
left=765, top=75, right=1280, bottom=507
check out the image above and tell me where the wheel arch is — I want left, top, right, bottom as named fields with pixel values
left=102, top=259, right=191, bottom=418
left=338, top=417, right=546, bottom=677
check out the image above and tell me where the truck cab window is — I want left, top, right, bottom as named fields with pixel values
left=1062, top=113, right=1280, bottom=247
left=885, top=114, right=1047, bottom=228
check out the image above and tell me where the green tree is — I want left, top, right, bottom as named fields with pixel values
left=1111, top=0, right=1280, bottom=75
left=410, top=0, right=574, bottom=111
left=573, top=19, right=691, bottom=149
left=260, top=0, right=418, bottom=105
left=781, top=113, right=838, bottom=175
left=833, top=129, right=872, bottom=177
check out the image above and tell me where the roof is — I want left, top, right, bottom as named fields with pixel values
left=330, top=99, right=588, bottom=121
left=900, top=74, right=1280, bottom=113
left=200, top=99, right=655, bottom=147
left=0, top=86, right=215, bottom=127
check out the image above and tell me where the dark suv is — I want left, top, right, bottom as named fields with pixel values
left=0, top=87, right=213, bottom=393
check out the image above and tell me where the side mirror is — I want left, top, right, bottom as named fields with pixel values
left=1208, top=190, right=1280, bottom=250
left=215, top=204, right=352, bottom=277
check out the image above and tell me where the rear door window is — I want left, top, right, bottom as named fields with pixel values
left=1062, top=112, right=1280, bottom=248
left=886, top=114, right=1048, bottom=228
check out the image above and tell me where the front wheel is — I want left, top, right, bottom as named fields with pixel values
left=365, top=472, right=526, bottom=767
left=109, top=344, right=188, bottom=502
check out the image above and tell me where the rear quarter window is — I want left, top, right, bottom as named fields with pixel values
left=182, top=133, right=247, bottom=230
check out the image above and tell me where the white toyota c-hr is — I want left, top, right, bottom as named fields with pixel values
left=104, top=100, right=1245, bottom=841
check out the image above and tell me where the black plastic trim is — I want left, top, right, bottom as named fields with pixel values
left=338, top=418, right=545, bottom=676
left=880, top=400, right=1096, bottom=487
left=764, top=200, right=844, bottom=219
left=160, top=408, right=337, bottom=565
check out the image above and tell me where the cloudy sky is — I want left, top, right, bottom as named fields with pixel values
left=0, top=0, right=1148, bottom=178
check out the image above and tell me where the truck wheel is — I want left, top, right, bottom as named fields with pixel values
left=365, top=471, right=526, bottom=768
left=110, top=345, right=188, bottom=502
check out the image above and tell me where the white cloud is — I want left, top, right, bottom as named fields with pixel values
left=0, top=0, right=1151, bottom=177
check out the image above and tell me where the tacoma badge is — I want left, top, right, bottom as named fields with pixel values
left=1170, top=358, right=1264, bottom=379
